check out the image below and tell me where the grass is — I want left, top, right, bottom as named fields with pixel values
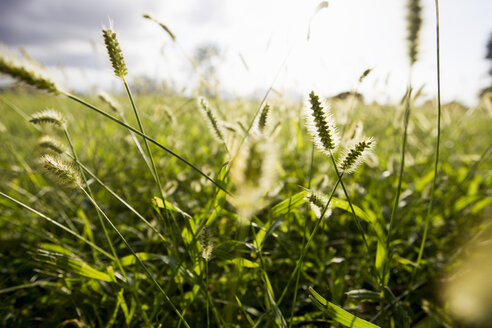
left=0, top=85, right=491, bottom=327
left=0, top=3, right=491, bottom=326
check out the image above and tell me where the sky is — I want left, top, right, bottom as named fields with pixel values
left=0, top=0, right=491, bottom=106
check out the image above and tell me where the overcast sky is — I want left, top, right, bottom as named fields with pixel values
left=0, top=0, right=491, bottom=106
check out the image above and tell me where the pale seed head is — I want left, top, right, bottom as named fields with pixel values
left=40, top=154, right=82, bottom=188
left=304, top=91, right=340, bottom=155
left=338, top=137, right=375, bottom=174
left=29, top=109, right=66, bottom=129
left=38, top=135, right=67, bottom=154
left=198, top=97, right=226, bottom=143
left=0, top=44, right=61, bottom=94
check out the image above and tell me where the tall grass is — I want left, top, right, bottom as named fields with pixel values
left=0, top=4, right=490, bottom=327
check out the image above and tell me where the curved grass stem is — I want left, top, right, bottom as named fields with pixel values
left=122, top=79, right=166, bottom=206
left=0, top=191, right=113, bottom=260
left=64, top=127, right=127, bottom=279
left=63, top=92, right=231, bottom=196
left=412, top=0, right=441, bottom=283
left=277, top=176, right=342, bottom=306
left=80, top=188, right=191, bottom=328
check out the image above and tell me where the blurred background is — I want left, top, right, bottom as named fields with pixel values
left=0, top=0, right=491, bottom=105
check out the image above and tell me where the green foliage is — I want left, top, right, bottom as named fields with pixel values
left=0, top=91, right=490, bottom=327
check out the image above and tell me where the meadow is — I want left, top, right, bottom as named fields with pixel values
left=1, top=2, right=492, bottom=327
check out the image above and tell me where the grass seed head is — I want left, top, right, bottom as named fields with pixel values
left=306, top=191, right=333, bottom=218
left=198, top=97, right=226, bottom=143
left=200, top=226, right=214, bottom=261
left=230, top=134, right=277, bottom=220
left=98, top=91, right=121, bottom=113
left=0, top=44, right=61, bottom=94
left=29, top=109, right=66, bottom=128
left=38, top=136, right=67, bottom=154
left=257, top=103, right=271, bottom=133
left=40, top=154, right=82, bottom=188
left=304, top=91, right=340, bottom=155
left=359, top=68, right=372, bottom=83
left=142, top=13, right=176, bottom=42
left=102, top=25, right=128, bottom=78
left=406, top=0, right=422, bottom=65
left=338, top=137, right=375, bottom=174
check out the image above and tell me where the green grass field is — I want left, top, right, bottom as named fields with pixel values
left=0, top=86, right=491, bottom=327
left=1, top=1, right=492, bottom=325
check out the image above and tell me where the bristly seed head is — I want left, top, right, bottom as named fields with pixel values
left=359, top=68, right=372, bottom=83
left=0, top=44, right=61, bottom=94
left=200, top=226, right=214, bottom=261
left=29, top=109, right=66, bottom=128
left=102, top=25, right=128, bottom=78
left=142, top=13, right=176, bottom=42
left=98, top=91, right=121, bottom=113
left=198, top=97, right=226, bottom=143
left=406, top=0, right=422, bottom=65
left=257, top=103, right=270, bottom=133
left=338, top=137, right=375, bottom=174
left=306, top=191, right=333, bottom=219
left=304, top=91, right=340, bottom=155
left=230, top=134, right=278, bottom=221
left=40, top=154, right=82, bottom=188
left=38, top=136, right=67, bottom=154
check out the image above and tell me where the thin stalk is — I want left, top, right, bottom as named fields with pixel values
left=308, top=144, right=315, bottom=189
left=80, top=188, right=191, bottom=328
left=163, top=175, right=226, bottom=293
left=0, top=191, right=113, bottom=259
left=68, top=157, right=166, bottom=241
left=289, top=143, right=314, bottom=327
left=288, top=150, right=372, bottom=324
left=64, top=127, right=127, bottom=278
left=0, top=96, right=40, bottom=131
left=277, top=175, right=342, bottom=306
left=413, top=0, right=442, bottom=281
left=120, top=79, right=187, bottom=266
left=384, top=86, right=412, bottom=286
left=118, top=112, right=154, bottom=180
left=224, top=223, right=249, bottom=325
left=328, top=151, right=370, bottom=253
left=251, top=224, right=287, bottom=327
left=63, top=92, right=231, bottom=195
left=226, top=45, right=294, bottom=177
left=122, top=79, right=166, bottom=206
left=205, top=258, right=210, bottom=328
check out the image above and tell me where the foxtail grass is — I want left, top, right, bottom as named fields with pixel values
left=142, top=13, right=176, bottom=42
left=198, top=97, right=227, bottom=145
left=98, top=91, right=121, bottom=114
left=200, top=226, right=214, bottom=328
left=287, top=92, right=375, bottom=326
left=0, top=44, right=61, bottom=94
left=38, top=135, right=67, bottom=154
left=338, top=137, right=375, bottom=174
left=406, top=0, right=422, bottom=65
left=102, top=25, right=127, bottom=79
left=30, top=109, right=66, bottom=128
left=384, top=0, right=423, bottom=291
left=40, top=154, right=82, bottom=188
left=229, top=134, right=277, bottom=221
left=257, top=103, right=271, bottom=133
left=304, top=91, right=339, bottom=155
left=412, top=0, right=442, bottom=288
left=37, top=146, right=191, bottom=327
